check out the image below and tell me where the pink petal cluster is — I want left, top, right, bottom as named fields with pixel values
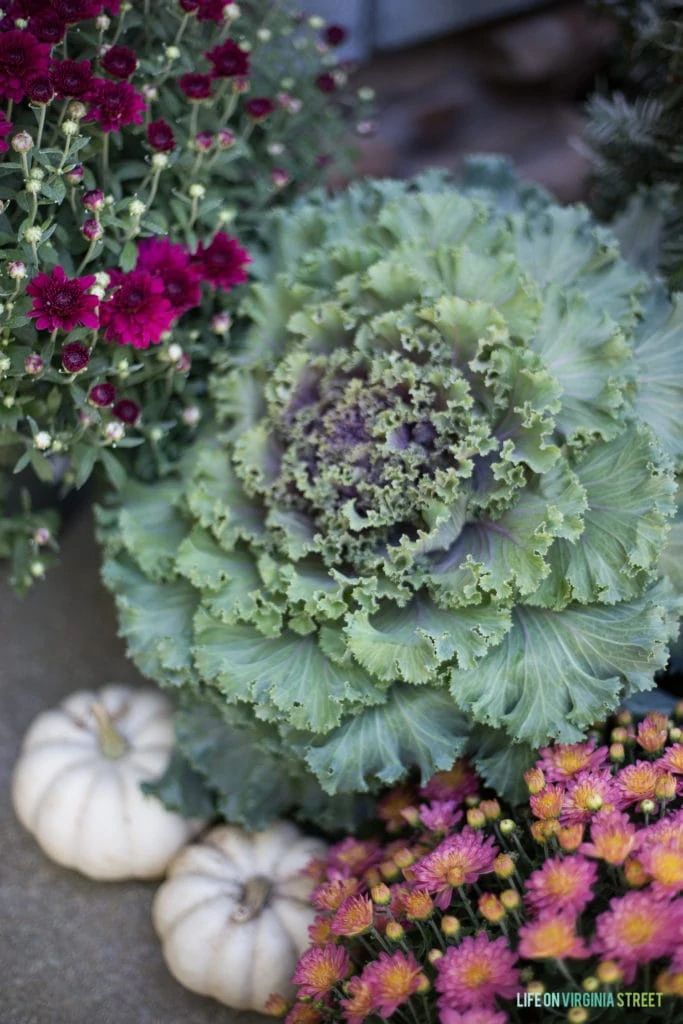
left=593, top=890, right=681, bottom=983
left=191, top=231, right=251, bottom=291
left=99, top=270, right=174, bottom=349
left=85, top=77, right=145, bottom=132
left=26, top=266, right=99, bottom=332
left=525, top=854, right=597, bottom=917
left=412, top=828, right=498, bottom=909
left=435, top=933, right=520, bottom=1012
left=136, top=238, right=202, bottom=315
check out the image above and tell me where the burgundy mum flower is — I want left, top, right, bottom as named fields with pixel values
left=50, top=59, right=93, bottom=99
left=0, top=113, right=12, bottom=155
left=315, top=72, right=336, bottom=94
left=136, top=238, right=202, bottom=315
left=112, top=398, right=141, bottom=424
left=26, top=266, right=99, bottom=333
left=26, top=75, right=54, bottom=103
left=178, top=72, right=213, bottom=101
left=61, top=341, right=90, bottom=373
left=245, top=97, right=274, bottom=121
left=52, top=0, right=106, bottom=23
left=147, top=118, right=175, bottom=152
left=205, top=39, right=250, bottom=79
left=324, top=25, right=347, bottom=46
left=28, top=13, right=67, bottom=46
left=86, top=78, right=146, bottom=132
left=100, top=45, right=137, bottom=80
left=99, top=270, right=175, bottom=348
left=181, top=0, right=228, bottom=21
left=191, top=231, right=251, bottom=291
left=0, top=30, right=51, bottom=103
left=88, top=382, right=117, bottom=407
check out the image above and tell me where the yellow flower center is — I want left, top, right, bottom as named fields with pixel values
left=650, top=847, right=683, bottom=886
left=618, top=911, right=656, bottom=947
left=556, top=750, right=591, bottom=775
left=527, top=919, right=576, bottom=958
left=463, top=963, right=493, bottom=989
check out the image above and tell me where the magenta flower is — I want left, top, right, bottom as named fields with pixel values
left=136, top=238, right=202, bottom=315
left=100, top=44, right=137, bottom=80
left=315, top=72, right=336, bottom=94
left=205, top=39, right=250, bottom=79
left=50, top=58, right=94, bottom=99
left=0, top=113, right=12, bottom=155
left=419, top=800, right=463, bottom=834
left=52, top=0, right=106, bottom=23
left=28, top=12, right=67, bottom=45
left=580, top=810, right=638, bottom=866
left=192, top=232, right=251, bottom=292
left=112, top=398, right=141, bottom=425
left=362, top=951, right=424, bottom=1017
left=85, top=78, right=145, bottom=132
left=412, top=828, right=498, bottom=909
left=0, top=30, right=51, bottom=103
left=419, top=761, right=479, bottom=803
left=61, top=342, right=90, bottom=373
left=560, top=769, right=624, bottom=824
left=593, top=890, right=681, bottom=983
left=292, top=944, right=350, bottom=999
left=537, top=738, right=609, bottom=783
left=440, top=1011, right=508, bottom=1024
left=147, top=119, right=175, bottom=152
left=26, top=76, right=54, bottom=104
left=26, top=267, right=99, bottom=333
left=99, top=270, right=175, bottom=348
left=435, top=933, right=519, bottom=1012
left=178, top=72, right=213, bottom=101
left=324, top=25, right=347, bottom=47
left=88, top=382, right=116, bottom=407
left=525, top=854, right=597, bottom=917
left=245, top=97, right=275, bottom=121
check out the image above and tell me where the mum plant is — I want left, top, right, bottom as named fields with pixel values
left=99, top=162, right=683, bottom=823
left=276, top=707, right=683, bottom=1024
left=0, top=0, right=366, bottom=589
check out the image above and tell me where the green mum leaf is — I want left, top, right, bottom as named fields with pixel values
left=306, top=685, right=471, bottom=794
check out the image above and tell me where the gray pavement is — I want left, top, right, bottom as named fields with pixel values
left=0, top=505, right=261, bottom=1024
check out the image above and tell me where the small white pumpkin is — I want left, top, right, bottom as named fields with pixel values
left=152, top=821, right=327, bottom=1011
left=12, top=684, right=205, bottom=880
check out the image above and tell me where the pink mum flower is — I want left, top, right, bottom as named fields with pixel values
left=561, top=769, right=623, bottom=823
left=525, top=854, right=597, bottom=917
left=292, top=944, right=351, bottom=1000
left=191, top=231, right=251, bottom=291
left=99, top=270, right=174, bottom=348
left=50, top=58, right=94, bottom=98
left=362, top=951, right=424, bottom=1017
left=340, top=976, right=375, bottom=1024
left=537, top=738, right=609, bottom=783
left=518, top=913, right=590, bottom=960
left=617, top=761, right=662, bottom=805
left=331, top=895, right=374, bottom=938
left=658, top=743, right=683, bottom=775
left=636, top=712, right=669, bottom=753
left=205, top=39, right=250, bottom=79
left=136, top=238, right=202, bottom=315
left=312, top=877, right=361, bottom=912
left=420, top=760, right=479, bottom=802
left=440, top=1011, right=509, bottom=1024
left=26, top=267, right=99, bottom=332
left=580, top=810, right=638, bottom=866
left=419, top=800, right=463, bottom=834
left=638, top=839, right=683, bottom=896
left=86, top=78, right=145, bottom=132
left=412, top=829, right=498, bottom=909
left=593, top=890, right=681, bottom=983
left=435, top=933, right=519, bottom=1011
left=327, top=836, right=382, bottom=878
left=0, top=30, right=50, bottom=103
left=530, top=784, right=564, bottom=820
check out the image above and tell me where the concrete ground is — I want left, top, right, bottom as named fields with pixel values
left=0, top=504, right=260, bottom=1024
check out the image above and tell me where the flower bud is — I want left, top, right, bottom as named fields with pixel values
left=370, top=883, right=391, bottom=906
left=62, top=342, right=90, bottom=373
left=224, top=2, right=241, bottom=21
left=384, top=921, right=404, bottom=942
left=165, top=45, right=180, bottom=60
left=609, top=742, right=625, bottom=762
left=181, top=405, right=201, bottom=426
left=83, top=189, right=105, bottom=211
left=113, top=398, right=141, bottom=425
left=379, top=860, right=400, bottom=882
left=500, top=888, right=520, bottom=911
left=141, top=83, right=158, bottom=101
left=568, top=1008, right=589, bottom=1023
left=68, top=101, right=87, bottom=120
left=96, top=14, right=111, bottom=30
left=151, top=152, right=169, bottom=170
left=582, top=976, right=599, bottom=993
left=88, top=382, right=116, bottom=407
left=167, top=343, right=184, bottom=363
left=479, top=799, right=501, bottom=821
left=466, top=807, right=486, bottom=829
left=25, top=180, right=41, bottom=195
left=34, top=526, right=51, bottom=545
left=30, top=560, right=46, bottom=578
left=524, top=767, right=546, bottom=794
left=217, top=128, right=236, bottom=148
left=493, top=853, right=515, bottom=878
left=392, top=848, right=415, bottom=870
left=24, top=226, right=42, bottom=244
left=616, top=710, right=632, bottom=726
left=25, top=354, right=44, bottom=375
left=128, top=198, right=146, bottom=218
left=263, top=994, right=288, bottom=1018
left=65, top=164, right=85, bottom=184
left=669, top=725, right=682, bottom=742
left=527, top=982, right=545, bottom=996
left=531, top=819, right=559, bottom=843
left=655, top=774, right=677, bottom=800
left=12, top=131, right=33, bottom=152
left=558, top=824, right=584, bottom=852
left=257, top=27, right=271, bottom=42
left=62, top=119, right=79, bottom=137
left=194, top=131, right=213, bottom=152
left=441, top=915, right=460, bottom=938
left=597, top=960, right=623, bottom=984
left=427, top=949, right=443, bottom=965
left=358, top=86, right=375, bottom=102
left=8, top=260, right=27, bottom=279
left=175, top=353, right=191, bottom=373
left=308, top=15, right=325, bottom=29
left=639, top=798, right=656, bottom=815
left=271, top=167, right=289, bottom=189
left=499, top=819, right=516, bottom=835
left=0, top=354, right=10, bottom=373
left=623, top=857, right=649, bottom=887
left=478, top=893, right=505, bottom=923
left=34, top=430, right=52, bottom=450
left=188, top=183, right=206, bottom=199
left=105, top=421, right=125, bottom=442
left=211, top=312, right=232, bottom=334
left=82, top=218, right=103, bottom=241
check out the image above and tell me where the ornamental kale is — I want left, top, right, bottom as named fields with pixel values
left=99, top=161, right=683, bottom=825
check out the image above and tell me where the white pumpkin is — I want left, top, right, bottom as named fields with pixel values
left=152, top=821, right=327, bottom=1011
left=12, top=684, right=205, bottom=880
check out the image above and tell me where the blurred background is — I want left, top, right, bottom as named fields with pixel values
left=304, top=0, right=617, bottom=202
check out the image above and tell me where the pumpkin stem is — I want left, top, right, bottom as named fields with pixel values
left=230, top=875, right=272, bottom=923
left=91, top=703, right=129, bottom=760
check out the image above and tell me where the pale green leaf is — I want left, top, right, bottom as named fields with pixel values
left=306, top=685, right=471, bottom=794
left=118, top=480, right=188, bottom=581
left=632, top=291, right=683, bottom=464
